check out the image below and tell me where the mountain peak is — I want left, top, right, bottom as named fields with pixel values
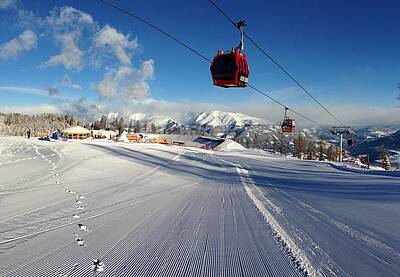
left=193, top=111, right=269, bottom=129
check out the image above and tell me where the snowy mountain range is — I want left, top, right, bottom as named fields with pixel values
left=128, top=113, right=181, bottom=130
left=349, top=130, right=400, bottom=163
left=121, top=111, right=400, bottom=160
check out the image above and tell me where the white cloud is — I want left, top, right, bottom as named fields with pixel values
left=43, top=7, right=94, bottom=70
left=0, top=0, right=17, bottom=9
left=94, top=25, right=138, bottom=65
left=59, top=74, right=81, bottom=90
left=0, top=30, right=37, bottom=60
left=17, top=9, right=46, bottom=29
left=43, top=32, right=84, bottom=69
left=47, top=6, right=93, bottom=32
left=141, top=59, right=154, bottom=79
left=95, top=59, right=154, bottom=100
left=59, top=97, right=102, bottom=121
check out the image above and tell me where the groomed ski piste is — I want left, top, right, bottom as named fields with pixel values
left=0, top=137, right=399, bottom=276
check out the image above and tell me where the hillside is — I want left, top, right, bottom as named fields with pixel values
left=350, top=130, right=400, bottom=163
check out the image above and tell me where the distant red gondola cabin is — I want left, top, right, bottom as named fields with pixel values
left=347, top=139, right=356, bottom=147
left=210, top=50, right=249, bottom=88
left=281, top=118, right=296, bottom=133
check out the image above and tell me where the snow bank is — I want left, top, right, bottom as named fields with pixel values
left=218, top=139, right=245, bottom=151
left=117, top=131, right=130, bottom=143
left=329, top=163, right=400, bottom=177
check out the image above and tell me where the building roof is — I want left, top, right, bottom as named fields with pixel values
left=62, top=126, right=91, bottom=134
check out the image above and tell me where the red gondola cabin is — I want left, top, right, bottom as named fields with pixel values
left=281, top=117, right=296, bottom=133
left=347, top=139, right=356, bottom=147
left=210, top=50, right=249, bottom=88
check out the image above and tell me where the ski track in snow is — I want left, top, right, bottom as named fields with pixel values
left=216, top=156, right=318, bottom=277
left=0, top=137, right=399, bottom=276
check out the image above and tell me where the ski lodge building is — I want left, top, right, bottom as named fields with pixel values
left=62, top=126, right=91, bottom=139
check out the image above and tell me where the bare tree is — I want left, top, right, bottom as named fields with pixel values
left=306, top=141, right=317, bottom=160
left=294, top=134, right=306, bottom=159
left=276, top=134, right=285, bottom=154
left=143, top=121, right=148, bottom=133
left=117, top=117, right=125, bottom=135
left=134, top=120, right=141, bottom=133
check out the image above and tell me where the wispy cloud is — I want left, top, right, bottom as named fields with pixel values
left=93, top=25, right=138, bottom=66
left=0, top=0, right=17, bottom=9
left=0, top=85, right=69, bottom=100
left=58, top=74, right=81, bottom=90
left=43, top=7, right=94, bottom=70
left=94, top=60, right=154, bottom=100
left=0, top=86, right=48, bottom=97
left=43, top=32, right=84, bottom=70
left=0, top=30, right=37, bottom=60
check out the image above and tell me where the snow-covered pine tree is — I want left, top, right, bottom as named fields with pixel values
left=99, top=115, right=107, bottom=129
left=379, top=145, right=391, bottom=170
left=318, top=140, right=324, bottom=161
left=294, top=134, right=306, bottom=159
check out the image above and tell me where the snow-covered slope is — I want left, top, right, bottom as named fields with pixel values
left=1, top=138, right=399, bottom=276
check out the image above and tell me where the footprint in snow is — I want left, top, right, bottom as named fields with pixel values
left=77, top=206, right=84, bottom=210
left=75, top=237, right=85, bottom=246
left=76, top=200, right=82, bottom=204
left=91, top=259, right=104, bottom=272
left=77, top=223, right=88, bottom=232
left=72, top=214, right=80, bottom=219
left=76, top=195, right=85, bottom=199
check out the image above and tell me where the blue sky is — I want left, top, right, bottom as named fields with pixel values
left=0, top=0, right=399, bottom=126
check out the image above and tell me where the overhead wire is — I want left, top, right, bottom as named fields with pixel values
left=207, top=0, right=345, bottom=127
left=99, top=0, right=211, bottom=63
left=98, top=0, right=324, bottom=127
left=247, top=84, right=322, bottom=126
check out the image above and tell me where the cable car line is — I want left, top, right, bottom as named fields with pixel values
left=207, top=0, right=345, bottom=127
left=98, top=0, right=324, bottom=128
left=99, top=0, right=212, bottom=63
left=248, top=84, right=323, bottom=127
